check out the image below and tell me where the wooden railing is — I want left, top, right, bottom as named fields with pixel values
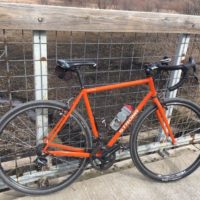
left=0, top=3, right=200, bottom=33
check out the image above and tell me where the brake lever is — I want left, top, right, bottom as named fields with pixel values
left=188, top=57, right=198, bottom=83
left=192, top=65, right=199, bottom=83
left=167, top=68, right=188, bottom=91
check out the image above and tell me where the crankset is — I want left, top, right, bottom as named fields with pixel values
left=90, top=153, right=116, bottom=171
left=90, top=143, right=121, bottom=171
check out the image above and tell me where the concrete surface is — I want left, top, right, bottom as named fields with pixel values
left=1, top=163, right=199, bottom=200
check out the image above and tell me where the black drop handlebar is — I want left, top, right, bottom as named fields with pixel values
left=144, top=57, right=198, bottom=91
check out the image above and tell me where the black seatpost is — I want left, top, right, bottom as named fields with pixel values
left=76, top=70, right=84, bottom=89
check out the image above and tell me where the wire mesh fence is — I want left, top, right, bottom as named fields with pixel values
left=0, top=30, right=199, bottom=132
left=0, top=29, right=200, bottom=191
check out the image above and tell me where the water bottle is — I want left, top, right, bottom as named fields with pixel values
left=110, top=104, right=133, bottom=131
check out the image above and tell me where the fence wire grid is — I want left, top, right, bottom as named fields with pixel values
left=0, top=29, right=200, bottom=191
left=0, top=30, right=199, bottom=133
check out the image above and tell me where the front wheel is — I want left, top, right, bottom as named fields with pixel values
left=0, top=100, right=92, bottom=195
left=130, top=98, right=200, bottom=182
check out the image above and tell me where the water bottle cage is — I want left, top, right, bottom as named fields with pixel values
left=110, top=105, right=133, bottom=131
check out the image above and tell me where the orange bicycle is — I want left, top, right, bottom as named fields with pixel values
left=0, top=57, right=199, bottom=195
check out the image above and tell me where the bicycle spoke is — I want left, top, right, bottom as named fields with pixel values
left=131, top=99, right=200, bottom=181
left=0, top=102, right=89, bottom=194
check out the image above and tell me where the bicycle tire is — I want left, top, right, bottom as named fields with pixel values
left=130, top=98, right=200, bottom=182
left=0, top=100, right=92, bottom=195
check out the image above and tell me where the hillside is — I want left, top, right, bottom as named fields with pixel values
left=1, top=0, right=198, bottom=14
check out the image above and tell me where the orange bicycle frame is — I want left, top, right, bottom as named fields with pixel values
left=43, top=77, right=175, bottom=158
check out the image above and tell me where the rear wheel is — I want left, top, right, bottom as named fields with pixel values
left=0, top=100, right=92, bottom=195
left=130, top=98, right=200, bottom=181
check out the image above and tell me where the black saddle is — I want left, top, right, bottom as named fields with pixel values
left=57, top=59, right=97, bottom=70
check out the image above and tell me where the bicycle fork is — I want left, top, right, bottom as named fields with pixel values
left=154, top=97, right=176, bottom=144
left=148, top=77, right=176, bottom=144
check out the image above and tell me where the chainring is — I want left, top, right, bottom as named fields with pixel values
left=90, top=153, right=116, bottom=171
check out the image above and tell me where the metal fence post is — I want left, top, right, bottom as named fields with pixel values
left=166, top=34, right=190, bottom=99
left=159, top=34, right=190, bottom=140
left=33, top=31, right=48, bottom=145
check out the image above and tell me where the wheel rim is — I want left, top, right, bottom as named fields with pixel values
left=134, top=101, right=200, bottom=179
left=0, top=104, right=89, bottom=192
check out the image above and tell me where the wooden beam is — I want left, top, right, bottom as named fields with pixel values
left=0, top=3, right=200, bottom=33
left=0, top=0, right=41, bottom=4
left=0, top=0, right=65, bottom=5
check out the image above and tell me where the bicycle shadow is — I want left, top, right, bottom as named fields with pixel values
left=118, top=167, right=152, bottom=183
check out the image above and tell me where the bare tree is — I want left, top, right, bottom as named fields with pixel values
left=111, top=0, right=119, bottom=9
left=97, top=0, right=107, bottom=9
left=41, top=0, right=48, bottom=5
left=183, top=0, right=200, bottom=15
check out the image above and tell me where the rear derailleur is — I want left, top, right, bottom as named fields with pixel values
left=34, top=144, right=48, bottom=171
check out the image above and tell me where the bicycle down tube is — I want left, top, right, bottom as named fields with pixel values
left=43, top=77, right=175, bottom=157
